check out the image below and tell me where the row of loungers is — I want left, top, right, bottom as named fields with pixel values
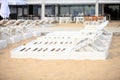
left=0, top=19, right=57, bottom=50
left=0, top=17, right=107, bottom=50
left=59, top=16, right=106, bottom=24
left=10, top=20, right=113, bottom=60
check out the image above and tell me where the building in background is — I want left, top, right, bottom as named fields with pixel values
left=8, top=0, right=120, bottom=20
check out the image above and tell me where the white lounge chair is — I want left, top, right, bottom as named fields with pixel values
left=15, top=25, right=32, bottom=40
left=0, top=27, right=22, bottom=44
left=73, top=21, right=110, bottom=52
left=0, top=40, right=7, bottom=50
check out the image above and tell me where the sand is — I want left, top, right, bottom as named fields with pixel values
left=0, top=21, right=120, bottom=80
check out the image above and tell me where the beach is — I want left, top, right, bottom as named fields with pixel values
left=0, top=21, right=120, bottom=80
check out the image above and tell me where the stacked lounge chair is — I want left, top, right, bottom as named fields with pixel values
left=11, top=21, right=113, bottom=60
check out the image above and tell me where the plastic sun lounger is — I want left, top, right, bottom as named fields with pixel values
left=0, top=27, right=23, bottom=44
left=0, top=40, right=7, bottom=50
left=81, top=21, right=109, bottom=34
left=73, top=21, right=110, bottom=51
left=12, top=20, right=25, bottom=25
left=10, top=20, right=112, bottom=60
left=17, top=26, right=33, bottom=39
left=3, top=20, right=17, bottom=27
left=11, top=29, right=112, bottom=60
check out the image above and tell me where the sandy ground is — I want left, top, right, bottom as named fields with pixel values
left=0, top=21, right=120, bottom=80
left=39, top=21, right=120, bottom=32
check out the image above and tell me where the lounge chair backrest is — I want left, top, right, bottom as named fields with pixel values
left=1, top=27, right=11, bottom=36
left=97, top=21, right=109, bottom=31
left=75, top=21, right=109, bottom=50
left=74, top=30, right=103, bottom=50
